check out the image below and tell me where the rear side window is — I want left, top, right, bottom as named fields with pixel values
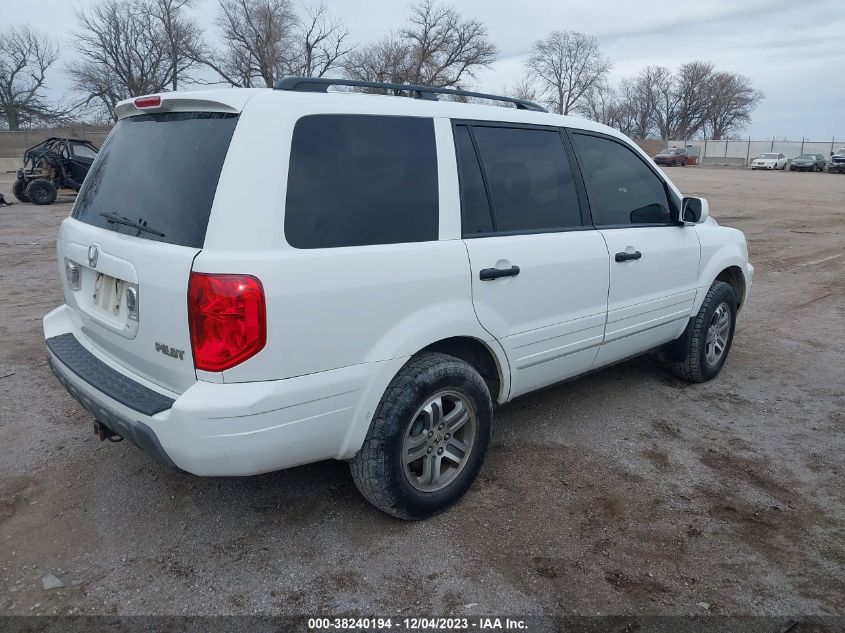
left=456, top=125, right=582, bottom=235
left=73, top=112, right=239, bottom=248
left=572, top=133, right=672, bottom=226
left=285, top=115, right=438, bottom=248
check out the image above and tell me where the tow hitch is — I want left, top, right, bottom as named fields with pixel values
left=94, top=420, right=123, bottom=443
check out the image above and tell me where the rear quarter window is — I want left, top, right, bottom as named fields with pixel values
left=73, top=112, right=239, bottom=248
left=284, top=115, right=439, bottom=249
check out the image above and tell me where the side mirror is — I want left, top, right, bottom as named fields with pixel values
left=682, top=197, right=709, bottom=224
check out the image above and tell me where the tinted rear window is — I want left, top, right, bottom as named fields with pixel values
left=73, top=112, right=239, bottom=248
left=284, top=115, right=439, bottom=249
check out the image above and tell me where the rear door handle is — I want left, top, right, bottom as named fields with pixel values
left=615, top=250, right=642, bottom=262
left=480, top=265, right=520, bottom=280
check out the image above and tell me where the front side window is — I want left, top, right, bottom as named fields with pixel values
left=285, top=115, right=438, bottom=249
left=572, top=133, right=673, bottom=226
left=456, top=125, right=582, bottom=235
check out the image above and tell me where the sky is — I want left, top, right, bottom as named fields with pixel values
left=3, top=0, right=844, bottom=139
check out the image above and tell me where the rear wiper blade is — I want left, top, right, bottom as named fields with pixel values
left=99, top=212, right=165, bottom=238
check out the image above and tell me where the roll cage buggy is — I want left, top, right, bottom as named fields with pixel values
left=13, top=137, right=99, bottom=205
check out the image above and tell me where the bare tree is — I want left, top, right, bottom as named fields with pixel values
left=403, top=0, right=497, bottom=87
left=68, top=0, right=202, bottom=118
left=345, top=34, right=411, bottom=86
left=617, top=68, right=662, bottom=139
left=198, top=0, right=349, bottom=87
left=345, top=1, right=496, bottom=89
left=576, top=80, right=625, bottom=130
left=151, top=0, right=204, bottom=91
left=505, top=77, right=541, bottom=104
left=648, top=65, right=681, bottom=141
left=0, top=26, right=60, bottom=130
left=289, top=3, right=352, bottom=78
left=671, top=60, right=714, bottom=140
left=525, top=30, right=611, bottom=115
left=201, top=0, right=298, bottom=87
left=704, top=71, right=763, bottom=140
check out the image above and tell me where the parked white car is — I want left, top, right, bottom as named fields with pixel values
left=751, top=152, right=788, bottom=170
left=44, top=79, right=753, bottom=519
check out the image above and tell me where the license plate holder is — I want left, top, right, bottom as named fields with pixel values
left=91, top=272, right=126, bottom=317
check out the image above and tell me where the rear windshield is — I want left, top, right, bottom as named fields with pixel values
left=73, top=112, right=239, bottom=248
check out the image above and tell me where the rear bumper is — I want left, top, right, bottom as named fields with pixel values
left=44, top=305, right=401, bottom=476
left=47, top=353, right=181, bottom=471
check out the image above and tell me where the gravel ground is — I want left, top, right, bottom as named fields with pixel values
left=0, top=167, right=843, bottom=618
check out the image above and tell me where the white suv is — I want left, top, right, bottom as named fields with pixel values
left=44, top=78, right=753, bottom=520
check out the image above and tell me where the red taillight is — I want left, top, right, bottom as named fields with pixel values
left=134, top=95, right=161, bottom=108
left=188, top=273, right=266, bottom=372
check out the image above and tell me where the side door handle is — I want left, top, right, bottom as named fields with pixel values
left=480, top=265, right=520, bottom=280
left=615, top=250, right=642, bottom=262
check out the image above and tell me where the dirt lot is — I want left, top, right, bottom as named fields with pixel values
left=0, top=167, right=843, bottom=618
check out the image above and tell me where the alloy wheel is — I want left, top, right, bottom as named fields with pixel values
left=402, top=390, right=477, bottom=492
left=705, top=302, right=731, bottom=366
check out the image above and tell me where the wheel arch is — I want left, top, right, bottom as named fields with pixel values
left=337, top=334, right=510, bottom=461
left=715, top=265, right=746, bottom=308
left=416, top=336, right=508, bottom=405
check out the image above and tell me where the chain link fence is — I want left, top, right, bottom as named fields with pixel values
left=669, top=137, right=843, bottom=167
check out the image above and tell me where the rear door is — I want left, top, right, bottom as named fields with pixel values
left=59, top=110, right=239, bottom=393
left=569, top=131, right=700, bottom=367
left=454, top=122, right=610, bottom=398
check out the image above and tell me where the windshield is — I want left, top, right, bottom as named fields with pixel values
left=660, top=148, right=677, bottom=154
left=73, top=112, right=239, bottom=248
left=797, top=154, right=816, bottom=160
left=761, top=153, right=779, bottom=159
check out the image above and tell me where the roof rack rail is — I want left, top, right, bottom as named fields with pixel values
left=274, top=76, right=548, bottom=112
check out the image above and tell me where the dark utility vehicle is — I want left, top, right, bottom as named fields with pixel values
left=13, top=138, right=99, bottom=205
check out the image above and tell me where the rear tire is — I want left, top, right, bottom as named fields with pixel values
left=12, top=179, right=30, bottom=203
left=666, top=281, right=737, bottom=383
left=350, top=352, right=493, bottom=520
left=25, top=179, right=57, bottom=205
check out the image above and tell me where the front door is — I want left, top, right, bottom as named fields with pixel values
left=453, top=123, right=610, bottom=398
left=570, top=131, right=701, bottom=367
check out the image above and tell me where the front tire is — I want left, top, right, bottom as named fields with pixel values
left=12, top=179, right=30, bottom=202
left=350, top=352, right=493, bottom=520
left=666, top=281, right=738, bottom=383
